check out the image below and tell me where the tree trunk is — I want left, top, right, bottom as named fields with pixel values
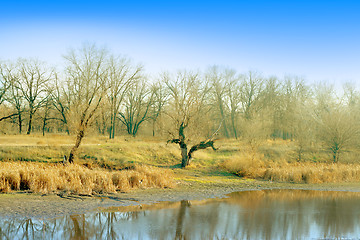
left=222, top=121, right=229, bottom=138
left=65, top=126, right=70, bottom=135
left=68, top=129, right=85, bottom=163
left=152, top=119, right=156, bottom=137
left=219, top=104, right=229, bottom=138
left=333, top=150, right=340, bottom=163
left=27, top=111, right=33, bottom=135
left=180, top=144, right=189, bottom=168
left=177, top=123, right=189, bottom=168
left=332, top=144, right=340, bottom=163
left=18, top=113, right=22, bottom=134
left=42, top=118, right=46, bottom=136
left=297, top=145, right=303, bottom=162
left=109, top=112, right=116, bottom=139
left=231, top=112, right=238, bottom=139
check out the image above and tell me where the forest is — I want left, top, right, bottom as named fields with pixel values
left=0, top=44, right=359, bottom=169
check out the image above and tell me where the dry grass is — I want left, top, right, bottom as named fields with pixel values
left=222, top=154, right=360, bottom=183
left=3, top=135, right=360, bottom=187
left=0, top=162, right=174, bottom=194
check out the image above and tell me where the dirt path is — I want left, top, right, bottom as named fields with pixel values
left=1, top=177, right=360, bottom=219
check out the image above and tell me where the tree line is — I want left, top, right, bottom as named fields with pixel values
left=1, top=44, right=360, bottom=164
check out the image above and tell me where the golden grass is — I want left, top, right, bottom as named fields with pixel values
left=0, top=162, right=174, bottom=194
left=222, top=154, right=360, bottom=184
left=3, top=135, right=360, bottom=186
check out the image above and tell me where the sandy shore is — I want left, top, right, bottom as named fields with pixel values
left=1, top=178, right=360, bottom=219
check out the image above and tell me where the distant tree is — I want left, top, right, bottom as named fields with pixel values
left=49, top=73, right=71, bottom=134
left=118, top=78, right=154, bottom=137
left=149, top=80, right=169, bottom=136
left=0, top=61, right=21, bottom=123
left=40, top=92, right=54, bottom=136
left=16, top=59, right=53, bottom=134
left=206, top=66, right=230, bottom=138
left=64, top=44, right=109, bottom=163
left=240, top=71, right=264, bottom=120
left=108, top=55, right=143, bottom=139
left=7, top=77, right=25, bottom=133
left=293, top=104, right=314, bottom=161
left=343, top=82, right=360, bottom=113
left=0, top=62, right=10, bottom=105
left=283, top=77, right=312, bottom=160
left=312, top=82, right=336, bottom=117
left=315, top=107, right=359, bottom=163
left=241, top=113, right=271, bottom=160
left=225, top=69, right=242, bottom=139
left=262, top=76, right=283, bottom=139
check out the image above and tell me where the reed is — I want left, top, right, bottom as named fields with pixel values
left=223, top=155, right=360, bottom=183
left=0, top=162, right=174, bottom=194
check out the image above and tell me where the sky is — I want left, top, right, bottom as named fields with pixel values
left=1, top=0, right=360, bottom=85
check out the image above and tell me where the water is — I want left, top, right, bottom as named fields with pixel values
left=2, top=189, right=360, bottom=239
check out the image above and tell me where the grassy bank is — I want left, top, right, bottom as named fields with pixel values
left=1, top=135, right=360, bottom=194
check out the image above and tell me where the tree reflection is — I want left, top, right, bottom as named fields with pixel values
left=175, top=200, right=190, bottom=239
left=1, top=190, right=360, bottom=239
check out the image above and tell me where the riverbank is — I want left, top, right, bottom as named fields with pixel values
left=2, top=135, right=360, bottom=219
left=1, top=175, right=360, bottom=219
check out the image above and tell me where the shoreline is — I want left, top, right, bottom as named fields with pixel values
left=1, top=179, right=360, bottom=220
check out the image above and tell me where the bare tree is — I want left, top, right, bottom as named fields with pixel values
left=16, top=59, right=53, bottom=134
left=315, top=107, right=359, bottom=162
left=260, top=76, right=283, bottom=139
left=206, top=66, right=230, bottom=138
left=240, top=71, right=264, bottom=120
left=293, top=103, right=314, bottom=161
left=311, top=82, right=360, bottom=162
left=118, top=78, right=154, bottom=137
left=40, top=92, right=55, bottom=136
left=283, top=77, right=312, bottom=160
left=241, top=113, right=271, bottom=160
left=49, top=73, right=71, bottom=134
left=343, top=82, right=360, bottom=113
left=108, top=55, right=143, bottom=139
left=149, top=80, right=169, bottom=136
left=64, top=44, right=109, bottom=163
left=0, top=62, right=10, bottom=105
left=225, top=69, right=242, bottom=139
left=6, top=78, right=25, bottom=133
left=165, top=71, right=217, bottom=168
left=0, top=61, right=21, bottom=123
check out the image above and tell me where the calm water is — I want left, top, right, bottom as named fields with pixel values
left=2, top=189, right=360, bottom=239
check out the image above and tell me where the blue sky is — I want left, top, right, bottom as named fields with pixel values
left=1, top=1, right=360, bottom=84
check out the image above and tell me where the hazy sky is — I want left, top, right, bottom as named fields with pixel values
left=1, top=1, right=359, bottom=84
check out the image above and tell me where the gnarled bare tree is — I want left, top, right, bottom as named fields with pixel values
left=165, top=70, right=218, bottom=168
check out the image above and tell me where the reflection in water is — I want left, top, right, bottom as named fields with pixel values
left=2, top=190, right=360, bottom=239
